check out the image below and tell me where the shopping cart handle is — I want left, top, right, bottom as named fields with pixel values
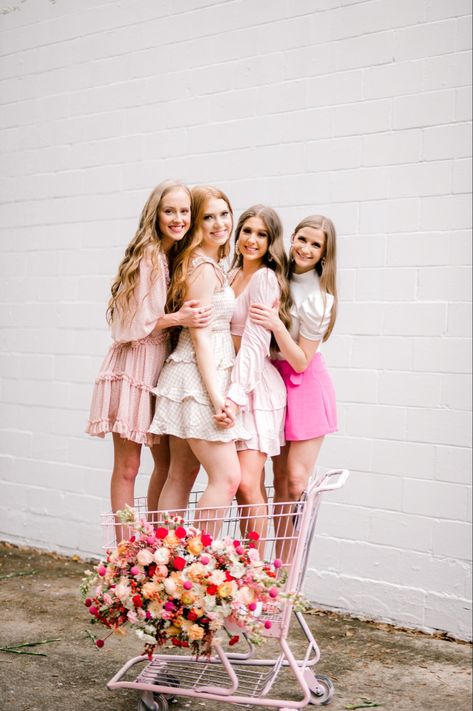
left=314, top=468, right=349, bottom=493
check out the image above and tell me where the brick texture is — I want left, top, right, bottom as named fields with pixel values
left=0, top=0, right=471, bottom=640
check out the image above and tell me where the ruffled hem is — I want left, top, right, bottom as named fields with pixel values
left=86, top=418, right=160, bottom=446
left=149, top=397, right=251, bottom=443
left=236, top=435, right=282, bottom=458
left=94, top=372, right=154, bottom=393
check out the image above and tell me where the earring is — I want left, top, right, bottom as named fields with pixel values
left=235, top=242, right=240, bottom=256
left=321, top=257, right=326, bottom=268
left=267, top=253, right=274, bottom=263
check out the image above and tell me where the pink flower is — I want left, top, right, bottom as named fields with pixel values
left=183, top=581, right=193, bottom=591
left=200, top=555, right=210, bottom=565
left=130, top=566, right=140, bottom=576
left=235, top=546, right=245, bottom=555
left=273, top=558, right=283, bottom=569
left=248, top=602, right=257, bottom=611
left=269, top=588, right=279, bottom=599
left=164, top=601, right=176, bottom=611
left=97, top=564, right=106, bottom=577
left=264, top=620, right=272, bottom=630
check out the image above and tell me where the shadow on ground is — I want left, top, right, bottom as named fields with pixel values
left=0, top=543, right=471, bottom=711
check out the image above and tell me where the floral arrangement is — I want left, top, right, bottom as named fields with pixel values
left=81, top=507, right=286, bottom=657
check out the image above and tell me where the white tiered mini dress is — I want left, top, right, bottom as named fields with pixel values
left=148, top=256, right=249, bottom=443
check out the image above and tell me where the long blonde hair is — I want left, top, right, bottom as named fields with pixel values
left=232, top=205, right=292, bottom=335
left=166, top=185, right=233, bottom=315
left=106, top=180, right=191, bottom=325
left=289, top=214, right=338, bottom=341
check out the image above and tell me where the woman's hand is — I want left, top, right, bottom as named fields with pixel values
left=213, top=398, right=238, bottom=429
left=249, top=303, right=281, bottom=332
left=177, top=300, right=213, bottom=328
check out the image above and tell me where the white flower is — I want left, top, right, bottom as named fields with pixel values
left=229, top=563, right=246, bottom=579
left=203, top=594, right=217, bottom=611
left=209, top=570, right=226, bottom=585
left=211, top=540, right=226, bottom=554
left=164, top=577, right=177, bottom=596
left=247, top=548, right=260, bottom=562
left=137, top=549, right=154, bottom=566
left=115, top=581, right=131, bottom=602
left=127, top=610, right=138, bottom=623
left=136, top=629, right=156, bottom=645
left=154, top=547, right=171, bottom=564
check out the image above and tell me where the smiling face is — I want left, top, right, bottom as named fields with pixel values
left=200, top=197, right=233, bottom=255
left=237, top=216, right=269, bottom=267
left=291, top=225, right=326, bottom=273
left=157, top=187, right=191, bottom=251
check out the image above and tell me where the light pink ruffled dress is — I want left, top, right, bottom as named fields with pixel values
left=86, top=248, right=170, bottom=446
left=227, top=267, right=286, bottom=457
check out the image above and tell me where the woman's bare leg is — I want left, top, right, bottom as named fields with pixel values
left=272, top=437, right=324, bottom=564
left=236, top=449, right=268, bottom=549
left=110, top=433, right=142, bottom=541
left=157, top=436, right=200, bottom=516
left=187, top=438, right=241, bottom=537
left=146, top=436, right=171, bottom=525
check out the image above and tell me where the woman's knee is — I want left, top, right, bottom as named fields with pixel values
left=113, top=459, right=140, bottom=484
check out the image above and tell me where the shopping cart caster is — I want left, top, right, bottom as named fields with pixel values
left=304, top=670, right=334, bottom=706
left=137, top=692, right=168, bottom=711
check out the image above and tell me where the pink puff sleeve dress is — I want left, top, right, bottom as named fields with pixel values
left=226, top=267, right=286, bottom=457
left=86, top=248, right=170, bottom=446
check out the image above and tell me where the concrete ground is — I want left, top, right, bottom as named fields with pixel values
left=0, top=542, right=471, bottom=711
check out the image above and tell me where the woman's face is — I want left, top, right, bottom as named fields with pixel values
left=291, top=226, right=326, bottom=274
left=157, top=187, right=191, bottom=250
left=200, top=198, right=232, bottom=253
left=237, top=216, right=269, bottom=267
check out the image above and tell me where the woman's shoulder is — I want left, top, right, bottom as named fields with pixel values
left=301, top=288, right=334, bottom=317
left=250, top=266, right=279, bottom=290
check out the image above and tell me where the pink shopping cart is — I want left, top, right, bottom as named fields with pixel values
left=104, top=467, right=349, bottom=710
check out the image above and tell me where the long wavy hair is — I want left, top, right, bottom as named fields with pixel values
left=289, top=214, right=338, bottom=341
left=166, top=185, right=233, bottom=316
left=231, top=205, right=292, bottom=338
left=106, top=180, right=191, bottom=326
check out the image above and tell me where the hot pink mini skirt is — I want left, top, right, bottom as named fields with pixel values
left=272, top=353, right=337, bottom=441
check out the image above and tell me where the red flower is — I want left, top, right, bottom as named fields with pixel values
left=148, top=564, right=156, bottom=577
left=172, top=556, right=186, bottom=571
left=201, top=533, right=212, bottom=547
left=175, top=526, right=187, bottom=539
left=156, top=527, right=168, bottom=539
left=95, top=639, right=104, bottom=648
left=84, top=598, right=92, bottom=607
left=206, top=584, right=218, bottom=595
left=225, top=571, right=234, bottom=581
left=248, top=531, right=260, bottom=541
left=228, top=635, right=240, bottom=646
left=187, top=611, right=198, bottom=621
left=132, top=594, right=143, bottom=608
left=232, top=540, right=241, bottom=548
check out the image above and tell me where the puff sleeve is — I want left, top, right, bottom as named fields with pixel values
left=227, top=269, right=280, bottom=408
left=299, top=291, right=334, bottom=342
left=111, top=251, right=168, bottom=343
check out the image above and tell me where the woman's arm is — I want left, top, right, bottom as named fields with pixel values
left=185, top=263, right=226, bottom=413
left=153, top=300, right=212, bottom=332
left=249, top=303, right=320, bottom=373
left=226, top=269, right=278, bottom=406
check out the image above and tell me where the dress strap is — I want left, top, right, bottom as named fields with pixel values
left=190, top=255, right=227, bottom=285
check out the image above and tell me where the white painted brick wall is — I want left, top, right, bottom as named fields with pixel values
left=0, top=0, right=471, bottom=641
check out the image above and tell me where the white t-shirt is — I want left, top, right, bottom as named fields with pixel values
left=285, top=269, right=333, bottom=350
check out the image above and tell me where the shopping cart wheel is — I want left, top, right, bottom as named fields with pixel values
left=137, top=694, right=168, bottom=711
left=308, top=673, right=334, bottom=705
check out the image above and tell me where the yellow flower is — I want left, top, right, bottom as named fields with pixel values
left=181, top=591, right=195, bottom=606
left=187, top=624, right=204, bottom=641
left=217, top=581, right=235, bottom=598
left=142, top=581, right=160, bottom=599
left=187, top=537, right=204, bottom=556
left=166, top=625, right=180, bottom=637
left=165, top=531, right=179, bottom=547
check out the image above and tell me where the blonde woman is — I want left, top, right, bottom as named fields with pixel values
left=148, top=186, right=249, bottom=532
left=216, top=205, right=291, bottom=540
left=250, top=215, right=338, bottom=559
left=86, top=180, right=211, bottom=522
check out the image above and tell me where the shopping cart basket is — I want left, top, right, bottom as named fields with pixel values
left=103, top=467, right=349, bottom=710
